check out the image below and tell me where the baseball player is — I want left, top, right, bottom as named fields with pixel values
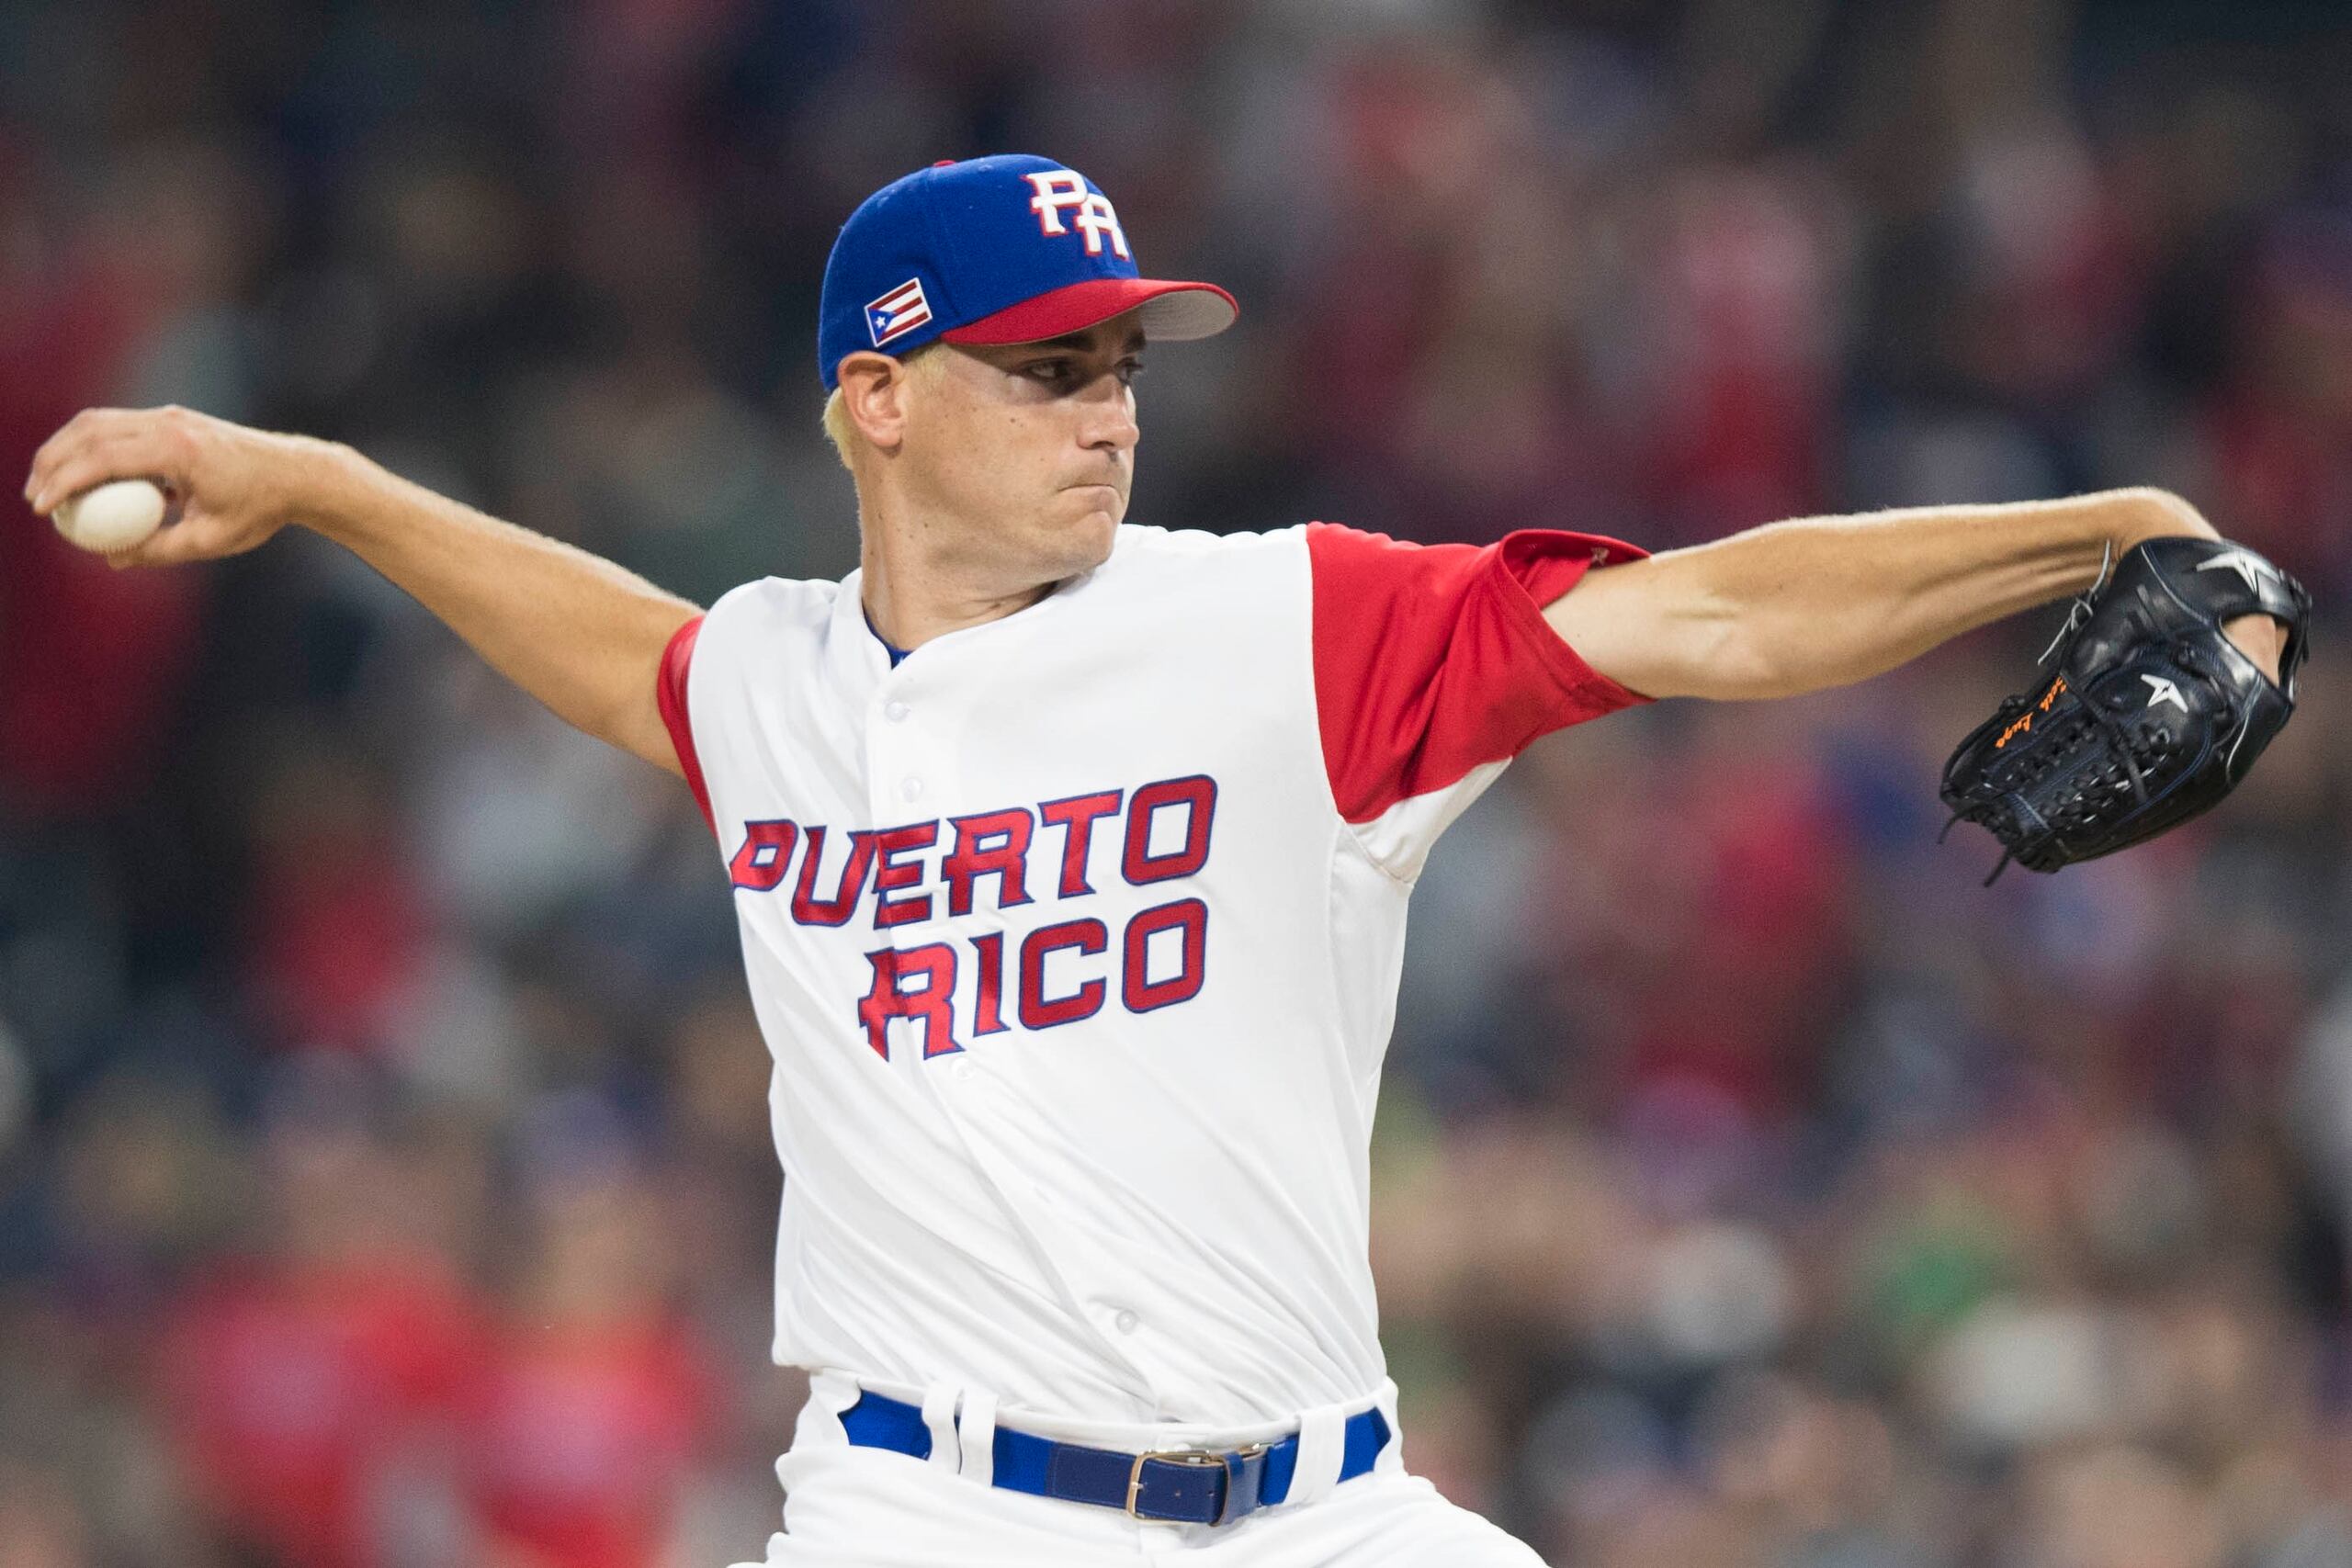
left=27, top=155, right=2301, bottom=1565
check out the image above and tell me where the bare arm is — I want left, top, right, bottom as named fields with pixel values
left=1544, top=488, right=2287, bottom=701
left=26, top=406, right=700, bottom=774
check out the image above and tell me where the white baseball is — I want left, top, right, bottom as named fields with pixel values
left=52, top=479, right=168, bottom=554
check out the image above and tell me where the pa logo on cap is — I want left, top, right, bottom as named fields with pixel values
left=1023, top=171, right=1128, bottom=258
left=816, top=152, right=1238, bottom=390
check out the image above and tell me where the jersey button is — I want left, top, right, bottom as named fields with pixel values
left=1114, top=1309, right=1140, bottom=1336
left=884, top=700, right=910, bottom=723
left=899, top=776, right=923, bottom=801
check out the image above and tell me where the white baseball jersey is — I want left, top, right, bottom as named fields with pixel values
left=655, top=521, right=1646, bottom=1433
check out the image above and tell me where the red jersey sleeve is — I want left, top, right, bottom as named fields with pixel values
left=1307, top=523, right=1652, bottom=825
left=656, top=615, right=716, bottom=834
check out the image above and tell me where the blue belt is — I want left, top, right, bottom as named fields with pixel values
left=839, top=1390, right=1390, bottom=1527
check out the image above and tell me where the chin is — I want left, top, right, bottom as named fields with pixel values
left=1053, top=504, right=1122, bottom=570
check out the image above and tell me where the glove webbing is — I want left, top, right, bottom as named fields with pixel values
left=1938, top=686, right=2166, bottom=885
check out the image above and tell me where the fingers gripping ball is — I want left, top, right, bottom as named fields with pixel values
left=1939, top=536, right=2312, bottom=883
left=51, top=479, right=168, bottom=554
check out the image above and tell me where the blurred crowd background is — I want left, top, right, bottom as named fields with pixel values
left=5, top=1, right=2352, bottom=1565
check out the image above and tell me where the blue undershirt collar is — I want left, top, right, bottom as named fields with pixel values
left=865, top=612, right=910, bottom=668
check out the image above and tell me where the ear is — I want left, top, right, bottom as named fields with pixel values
left=837, top=352, right=916, bottom=455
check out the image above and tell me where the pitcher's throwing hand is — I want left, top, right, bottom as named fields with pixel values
left=24, top=403, right=346, bottom=568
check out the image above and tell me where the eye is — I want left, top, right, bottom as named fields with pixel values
left=1116, top=357, right=1146, bottom=386
left=1023, top=359, right=1074, bottom=384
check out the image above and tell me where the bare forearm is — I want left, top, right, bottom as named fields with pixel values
left=1549, top=489, right=2217, bottom=701
left=27, top=405, right=701, bottom=774
left=303, top=446, right=699, bottom=771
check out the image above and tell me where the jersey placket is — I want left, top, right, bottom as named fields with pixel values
left=863, top=658, right=955, bottom=1006
left=930, top=1048, right=1174, bottom=1406
left=860, top=648, right=1174, bottom=1409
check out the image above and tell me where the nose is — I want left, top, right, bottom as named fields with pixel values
left=1079, top=377, right=1139, bottom=455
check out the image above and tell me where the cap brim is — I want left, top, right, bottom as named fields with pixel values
left=941, top=276, right=1238, bottom=346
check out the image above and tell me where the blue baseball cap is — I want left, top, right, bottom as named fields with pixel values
left=817, top=154, right=1238, bottom=390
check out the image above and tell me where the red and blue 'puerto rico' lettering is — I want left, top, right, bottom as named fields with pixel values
left=971, top=932, right=1009, bottom=1035
left=870, top=822, right=939, bottom=928
left=727, top=820, right=797, bottom=892
left=857, top=943, right=961, bottom=1059
left=738, top=774, right=1218, bottom=1060
left=1019, top=918, right=1108, bottom=1030
left=1036, top=789, right=1121, bottom=897
left=791, top=827, right=876, bottom=925
left=1124, top=897, right=1207, bottom=1013
left=944, top=808, right=1034, bottom=916
left=1122, top=776, right=1215, bottom=884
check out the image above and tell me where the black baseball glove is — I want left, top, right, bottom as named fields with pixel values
left=1939, top=535, right=2312, bottom=883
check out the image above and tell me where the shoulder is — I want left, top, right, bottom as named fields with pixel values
left=1087, top=523, right=1308, bottom=594
left=680, top=572, right=849, bottom=713
left=705, top=573, right=843, bottom=632
left=1103, top=521, right=1308, bottom=560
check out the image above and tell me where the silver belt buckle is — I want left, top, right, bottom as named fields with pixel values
left=1125, top=1444, right=1266, bottom=1525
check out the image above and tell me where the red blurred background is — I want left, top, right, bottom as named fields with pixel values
left=5, top=3, right=2352, bottom=1565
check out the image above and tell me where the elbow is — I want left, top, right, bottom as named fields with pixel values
left=599, top=694, right=688, bottom=777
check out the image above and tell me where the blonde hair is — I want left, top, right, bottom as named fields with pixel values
left=821, top=343, right=948, bottom=471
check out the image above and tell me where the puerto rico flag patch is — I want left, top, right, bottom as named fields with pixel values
left=866, top=278, right=933, bottom=347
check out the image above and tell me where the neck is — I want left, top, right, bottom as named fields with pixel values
left=855, top=484, right=1064, bottom=649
